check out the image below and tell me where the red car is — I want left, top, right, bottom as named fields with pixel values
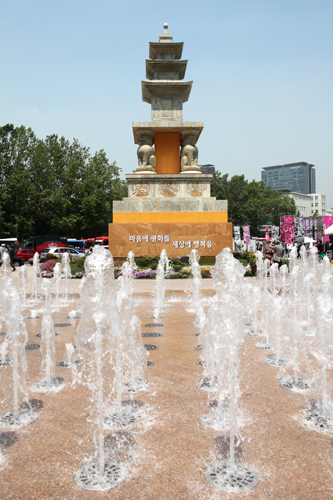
left=15, top=249, right=36, bottom=262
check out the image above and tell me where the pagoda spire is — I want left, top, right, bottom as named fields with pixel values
left=143, top=23, right=192, bottom=122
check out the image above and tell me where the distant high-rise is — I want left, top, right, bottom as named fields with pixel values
left=261, top=162, right=316, bottom=194
left=199, top=164, right=215, bottom=174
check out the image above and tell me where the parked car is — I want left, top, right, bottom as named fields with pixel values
left=15, top=249, right=35, bottom=262
left=39, top=247, right=84, bottom=263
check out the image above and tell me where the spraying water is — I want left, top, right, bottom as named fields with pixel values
left=19, top=265, right=29, bottom=309
left=117, top=253, right=148, bottom=393
left=32, top=252, right=40, bottom=301
left=188, top=249, right=202, bottom=314
left=61, top=252, right=72, bottom=302
left=41, top=278, right=52, bottom=311
left=0, top=253, right=12, bottom=288
left=53, top=262, right=62, bottom=307
left=32, top=311, right=64, bottom=392
left=72, top=246, right=129, bottom=491
left=203, top=249, right=259, bottom=491
left=153, top=249, right=171, bottom=317
left=247, top=286, right=261, bottom=337
left=0, top=287, right=38, bottom=428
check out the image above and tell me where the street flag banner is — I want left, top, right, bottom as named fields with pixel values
left=234, top=226, right=241, bottom=244
left=265, top=226, right=270, bottom=242
left=284, top=216, right=294, bottom=244
left=243, top=226, right=250, bottom=245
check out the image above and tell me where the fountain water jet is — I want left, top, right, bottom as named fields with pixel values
left=61, top=252, right=72, bottom=303
left=53, top=262, right=62, bottom=307
left=202, top=249, right=259, bottom=491
left=41, top=278, right=52, bottom=311
left=72, top=246, right=132, bottom=490
left=57, top=343, right=83, bottom=367
left=19, top=265, right=29, bottom=308
left=255, top=292, right=271, bottom=350
left=32, top=311, right=64, bottom=392
left=304, top=292, right=333, bottom=429
left=264, top=295, right=289, bottom=367
left=32, top=252, right=40, bottom=301
left=0, top=287, right=38, bottom=428
left=247, top=286, right=262, bottom=337
left=117, top=252, right=148, bottom=393
left=153, top=249, right=171, bottom=316
left=0, top=253, right=12, bottom=288
left=188, top=249, right=202, bottom=315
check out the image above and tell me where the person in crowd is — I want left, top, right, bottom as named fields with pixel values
left=269, top=238, right=284, bottom=268
left=0, top=243, right=5, bottom=264
left=5, top=243, right=16, bottom=271
left=297, top=242, right=301, bottom=259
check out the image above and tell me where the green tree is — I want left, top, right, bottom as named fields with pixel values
left=0, top=124, right=127, bottom=239
left=78, top=150, right=127, bottom=237
left=0, top=124, right=36, bottom=237
left=211, top=172, right=297, bottom=236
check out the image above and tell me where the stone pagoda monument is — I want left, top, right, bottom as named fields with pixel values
left=110, top=24, right=231, bottom=257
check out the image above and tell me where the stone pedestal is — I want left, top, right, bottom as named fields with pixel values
left=113, top=173, right=228, bottom=225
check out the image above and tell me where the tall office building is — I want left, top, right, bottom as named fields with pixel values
left=261, top=162, right=316, bottom=194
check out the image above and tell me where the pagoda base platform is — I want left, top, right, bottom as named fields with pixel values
left=113, top=172, right=228, bottom=224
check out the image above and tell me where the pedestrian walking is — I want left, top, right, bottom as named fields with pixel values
left=0, top=243, right=5, bottom=264
left=269, top=239, right=284, bottom=269
left=6, top=244, right=16, bottom=271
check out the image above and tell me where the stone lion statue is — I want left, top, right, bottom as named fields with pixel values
left=136, top=135, right=156, bottom=173
left=180, top=135, right=200, bottom=172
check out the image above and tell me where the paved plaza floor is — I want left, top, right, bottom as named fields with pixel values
left=0, top=269, right=333, bottom=499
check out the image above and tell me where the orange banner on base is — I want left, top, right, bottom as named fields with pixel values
left=108, top=222, right=233, bottom=257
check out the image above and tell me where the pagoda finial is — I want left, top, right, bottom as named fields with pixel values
left=159, top=22, right=173, bottom=43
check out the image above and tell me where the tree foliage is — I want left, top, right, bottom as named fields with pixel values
left=211, top=171, right=297, bottom=236
left=0, top=124, right=127, bottom=239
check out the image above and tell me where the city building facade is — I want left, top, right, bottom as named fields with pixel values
left=261, top=162, right=316, bottom=194
left=311, top=193, right=327, bottom=215
left=282, top=192, right=312, bottom=217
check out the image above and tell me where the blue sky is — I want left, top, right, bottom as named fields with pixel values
left=1, top=0, right=332, bottom=208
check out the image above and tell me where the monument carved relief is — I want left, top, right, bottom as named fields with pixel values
left=136, top=135, right=156, bottom=173
left=186, top=182, right=206, bottom=197
left=180, top=135, right=200, bottom=172
left=158, top=182, right=180, bottom=197
left=132, top=182, right=151, bottom=198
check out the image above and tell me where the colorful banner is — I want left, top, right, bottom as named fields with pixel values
left=316, top=216, right=323, bottom=243
left=280, top=218, right=285, bottom=243
left=265, top=226, right=270, bottom=242
left=303, top=217, right=310, bottom=239
left=294, top=217, right=304, bottom=243
left=313, top=217, right=317, bottom=243
left=284, top=216, right=294, bottom=244
left=323, top=216, right=333, bottom=242
left=309, top=217, right=314, bottom=239
left=278, top=216, right=330, bottom=245
left=243, top=226, right=250, bottom=245
left=234, top=226, right=241, bottom=244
